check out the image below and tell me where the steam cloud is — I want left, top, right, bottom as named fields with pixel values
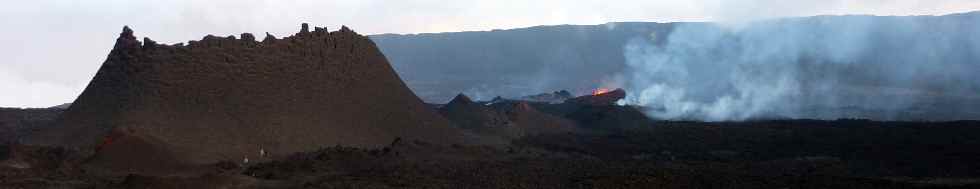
left=622, top=14, right=980, bottom=121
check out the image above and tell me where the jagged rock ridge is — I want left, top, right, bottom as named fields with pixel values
left=519, top=90, right=574, bottom=103
left=438, top=94, right=511, bottom=129
left=438, top=94, right=578, bottom=141
left=28, top=24, right=462, bottom=173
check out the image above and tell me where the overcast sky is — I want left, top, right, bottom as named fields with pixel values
left=2, top=0, right=979, bottom=108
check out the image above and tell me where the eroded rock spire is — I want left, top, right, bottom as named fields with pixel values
left=300, top=23, right=310, bottom=34
left=263, top=32, right=277, bottom=43
left=114, top=26, right=140, bottom=49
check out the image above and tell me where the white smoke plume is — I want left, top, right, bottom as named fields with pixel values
left=623, top=14, right=980, bottom=121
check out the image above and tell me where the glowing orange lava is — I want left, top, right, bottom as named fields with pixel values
left=592, top=88, right=611, bottom=96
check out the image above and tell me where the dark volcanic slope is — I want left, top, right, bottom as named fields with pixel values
left=28, top=24, right=462, bottom=168
left=0, top=107, right=63, bottom=143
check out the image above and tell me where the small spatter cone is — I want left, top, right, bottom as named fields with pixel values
left=448, top=93, right=475, bottom=105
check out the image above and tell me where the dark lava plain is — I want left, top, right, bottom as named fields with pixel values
left=3, top=104, right=980, bottom=188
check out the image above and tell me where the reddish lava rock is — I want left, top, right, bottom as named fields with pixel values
left=27, top=24, right=463, bottom=174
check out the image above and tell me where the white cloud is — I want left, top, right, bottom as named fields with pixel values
left=0, top=67, right=84, bottom=108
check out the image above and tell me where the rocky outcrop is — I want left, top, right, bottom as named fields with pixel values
left=439, top=94, right=579, bottom=141
left=26, top=24, right=463, bottom=173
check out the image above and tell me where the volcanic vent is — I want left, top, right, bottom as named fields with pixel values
left=29, top=24, right=461, bottom=168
